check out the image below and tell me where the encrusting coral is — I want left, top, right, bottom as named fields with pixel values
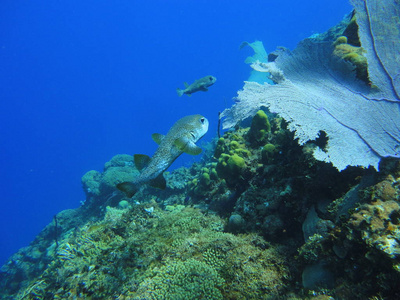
left=5, top=204, right=289, bottom=299
left=348, top=174, right=400, bottom=259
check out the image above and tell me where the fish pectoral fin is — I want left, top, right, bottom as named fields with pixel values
left=149, top=173, right=166, bottom=190
left=175, top=138, right=202, bottom=155
left=184, top=82, right=189, bottom=88
left=152, top=133, right=164, bottom=145
left=185, top=142, right=202, bottom=155
left=117, top=182, right=138, bottom=198
left=200, top=86, right=208, bottom=91
left=134, top=154, right=151, bottom=171
left=174, top=137, right=188, bottom=151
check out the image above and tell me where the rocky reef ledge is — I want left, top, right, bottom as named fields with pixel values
left=1, top=111, right=400, bottom=299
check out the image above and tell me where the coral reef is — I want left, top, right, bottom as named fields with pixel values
left=2, top=107, right=400, bottom=300
left=1, top=204, right=289, bottom=299
left=2, top=8, right=400, bottom=299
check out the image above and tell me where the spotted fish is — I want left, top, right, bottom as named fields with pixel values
left=176, top=75, right=216, bottom=97
left=117, top=114, right=209, bottom=197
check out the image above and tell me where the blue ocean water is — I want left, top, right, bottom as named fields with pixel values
left=0, top=1, right=352, bottom=266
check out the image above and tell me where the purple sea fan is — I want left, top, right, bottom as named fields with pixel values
left=221, top=0, right=400, bottom=171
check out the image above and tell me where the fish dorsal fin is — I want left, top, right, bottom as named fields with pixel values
left=152, top=133, right=164, bottom=145
left=174, top=138, right=202, bottom=155
left=149, top=173, right=166, bottom=190
left=134, top=154, right=151, bottom=171
left=184, top=82, right=189, bottom=88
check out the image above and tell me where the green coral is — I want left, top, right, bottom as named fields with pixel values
left=229, top=140, right=240, bottom=150
left=216, top=153, right=246, bottom=187
left=261, top=143, right=277, bottom=163
left=233, top=147, right=251, bottom=158
left=247, top=110, right=271, bottom=146
left=215, top=133, right=250, bottom=187
left=191, top=124, right=270, bottom=197
left=333, top=35, right=348, bottom=46
left=190, top=131, right=254, bottom=194
left=201, top=171, right=211, bottom=186
left=228, top=153, right=245, bottom=171
left=189, top=166, right=213, bottom=195
left=215, top=137, right=228, bottom=158
left=333, top=35, right=369, bottom=83
left=210, top=167, right=218, bottom=180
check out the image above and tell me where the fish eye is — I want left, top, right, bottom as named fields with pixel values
left=200, top=117, right=205, bottom=123
left=209, top=77, right=213, bottom=81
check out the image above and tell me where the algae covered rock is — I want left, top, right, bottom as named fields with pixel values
left=81, top=154, right=138, bottom=207
left=348, top=174, right=400, bottom=259
left=81, top=170, right=102, bottom=197
left=101, top=154, right=139, bottom=193
left=226, top=213, right=246, bottom=233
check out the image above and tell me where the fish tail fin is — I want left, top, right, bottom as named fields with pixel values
left=176, top=88, right=184, bottom=97
left=117, top=182, right=139, bottom=198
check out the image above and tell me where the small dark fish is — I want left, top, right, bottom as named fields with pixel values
left=117, top=114, right=209, bottom=198
left=177, top=75, right=216, bottom=97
